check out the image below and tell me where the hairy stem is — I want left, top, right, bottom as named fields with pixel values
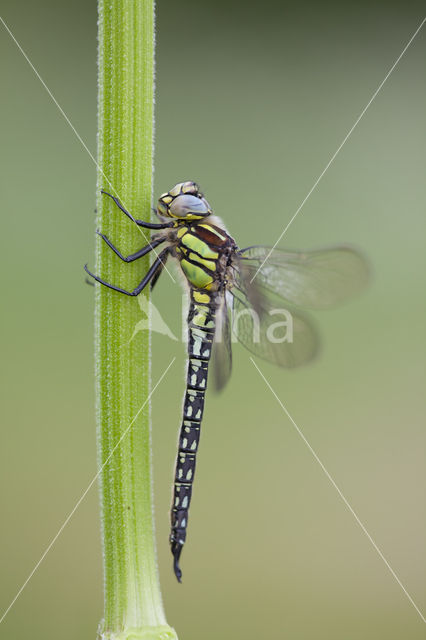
left=95, top=1, right=177, bottom=638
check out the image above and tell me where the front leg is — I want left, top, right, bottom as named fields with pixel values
left=85, top=247, right=170, bottom=296
left=97, top=231, right=166, bottom=262
left=101, top=190, right=173, bottom=230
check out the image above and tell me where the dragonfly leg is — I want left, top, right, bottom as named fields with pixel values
left=101, top=190, right=173, bottom=229
left=150, top=260, right=165, bottom=291
left=96, top=231, right=166, bottom=263
left=84, top=248, right=169, bottom=296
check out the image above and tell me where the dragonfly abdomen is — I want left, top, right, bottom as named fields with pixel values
left=170, top=292, right=216, bottom=582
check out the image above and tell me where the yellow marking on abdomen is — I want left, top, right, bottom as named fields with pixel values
left=193, top=291, right=211, bottom=304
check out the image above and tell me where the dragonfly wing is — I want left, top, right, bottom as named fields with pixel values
left=211, top=293, right=233, bottom=392
left=230, top=286, right=319, bottom=368
left=238, top=245, right=369, bottom=309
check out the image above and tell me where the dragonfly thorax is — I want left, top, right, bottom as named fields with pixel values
left=171, top=220, right=237, bottom=292
left=157, top=181, right=212, bottom=221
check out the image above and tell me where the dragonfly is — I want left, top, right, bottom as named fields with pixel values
left=85, top=181, right=368, bottom=582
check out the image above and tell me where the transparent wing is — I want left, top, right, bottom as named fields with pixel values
left=237, top=245, right=369, bottom=310
left=230, top=285, right=319, bottom=368
left=211, top=293, right=233, bottom=392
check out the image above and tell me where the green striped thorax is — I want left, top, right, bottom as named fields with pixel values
left=157, top=181, right=213, bottom=220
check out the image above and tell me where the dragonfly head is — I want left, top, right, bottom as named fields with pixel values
left=157, top=181, right=212, bottom=221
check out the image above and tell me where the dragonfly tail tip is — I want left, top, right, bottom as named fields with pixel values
left=173, top=557, right=183, bottom=583
left=171, top=541, right=183, bottom=583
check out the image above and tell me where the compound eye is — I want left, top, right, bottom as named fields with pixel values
left=181, top=181, right=199, bottom=195
left=169, top=194, right=210, bottom=218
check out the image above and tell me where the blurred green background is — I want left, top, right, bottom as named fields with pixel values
left=0, top=1, right=425, bottom=638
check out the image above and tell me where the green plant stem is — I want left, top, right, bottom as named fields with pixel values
left=96, top=2, right=177, bottom=639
